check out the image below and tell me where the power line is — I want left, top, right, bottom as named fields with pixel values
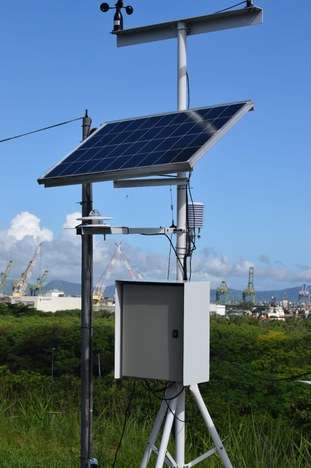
left=211, top=345, right=311, bottom=382
left=0, top=116, right=83, bottom=143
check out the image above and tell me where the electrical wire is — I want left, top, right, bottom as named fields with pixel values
left=215, top=1, right=248, bottom=14
left=0, top=116, right=83, bottom=143
left=211, top=345, right=311, bottom=382
left=111, top=380, right=136, bottom=468
left=140, top=232, right=184, bottom=273
left=143, top=381, right=187, bottom=423
left=167, top=186, right=176, bottom=280
left=186, top=71, right=190, bottom=109
left=186, top=177, right=197, bottom=281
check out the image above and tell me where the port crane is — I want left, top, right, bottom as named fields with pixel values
left=298, top=283, right=310, bottom=301
left=11, top=243, right=44, bottom=297
left=0, top=260, right=13, bottom=295
left=29, top=270, right=49, bottom=296
left=216, top=280, right=229, bottom=304
left=93, top=241, right=142, bottom=304
left=243, top=266, right=256, bottom=303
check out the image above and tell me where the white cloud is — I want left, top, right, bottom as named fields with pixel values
left=7, top=211, right=53, bottom=242
left=60, top=211, right=81, bottom=244
left=1, top=212, right=311, bottom=292
left=191, top=248, right=253, bottom=286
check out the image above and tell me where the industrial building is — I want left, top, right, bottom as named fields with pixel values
left=10, top=290, right=81, bottom=313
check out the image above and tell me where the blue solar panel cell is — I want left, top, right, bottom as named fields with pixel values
left=38, top=100, right=253, bottom=187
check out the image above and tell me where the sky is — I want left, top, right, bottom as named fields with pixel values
left=1, top=0, right=311, bottom=292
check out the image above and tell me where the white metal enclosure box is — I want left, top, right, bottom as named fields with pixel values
left=115, top=280, right=210, bottom=385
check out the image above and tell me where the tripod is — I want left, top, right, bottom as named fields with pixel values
left=140, top=383, right=233, bottom=468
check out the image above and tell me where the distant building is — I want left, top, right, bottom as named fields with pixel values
left=10, top=290, right=81, bottom=312
left=209, top=304, right=226, bottom=316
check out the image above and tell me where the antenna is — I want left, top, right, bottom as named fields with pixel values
left=100, top=1, right=134, bottom=31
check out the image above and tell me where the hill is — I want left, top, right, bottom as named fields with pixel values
left=41, top=280, right=309, bottom=304
left=44, top=280, right=81, bottom=297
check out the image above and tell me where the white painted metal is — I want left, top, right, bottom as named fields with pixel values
left=176, top=20, right=188, bottom=467
left=115, top=280, right=210, bottom=384
left=176, top=20, right=188, bottom=282
left=183, top=282, right=210, bottom=386
left=77, top=225, right=183, bottom=236
left=114, top=7, right=263, bottom=47
left=113, top=177, right=189, bottom=188
left=189, top=385, right=233, bottom=468
left=140, top=399, right=168, bottom=468
left=187, top=202, right=204, bottom=229
left=155, top=386, right=181, bottom=468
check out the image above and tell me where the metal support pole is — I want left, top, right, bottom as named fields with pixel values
left=175, top=20, right=188, bottom=467
left=80, top=111, right=93, bottom=468
left=190, top=385, right=233, bottom=468
left=140, top=399, right=168, bottom=468
left=155, top=392, right=180, bottom=468
left=176, top=20, right=188, bottom=282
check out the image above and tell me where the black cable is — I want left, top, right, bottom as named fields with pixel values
left=140, top=232, right=184, bottom=273
left=0, top=116, right=83, bottom=143
left=186, top=71, right=190, bottom=110
left=163, top=390, right=186, bottom=423
left=143, top=380, right=176, bottom=398
left=186, top=179, right=197, bottom=281
left=143, top=381, right=186, bottom=423
left=167, top=233, right=173, bottom=281
left=111, top=380, right=136, bottom=468
left=167, top=186, right=175, bottom=280
left=136, top=381, right=170, bottom=423
left=211, top=345, right=311, bottom=382
left=143, top=381, right=185, bottom=402
left=215, top=1, right=248, bottom=14
left=169, top=185, right=175, bottom=227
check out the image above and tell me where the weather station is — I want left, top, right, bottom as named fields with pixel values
left=38, top=1, right=263, bottom=467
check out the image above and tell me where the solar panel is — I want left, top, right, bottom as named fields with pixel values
left=38, top=100, right=253, bottom=187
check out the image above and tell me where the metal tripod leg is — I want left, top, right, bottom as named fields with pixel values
left=140, top=383, right=182, bottom=468
left=141, top=383, right=233, bottom=467
left=155, top=394, right=179, bottom=468
left=140, top=397, right=168, bottom=468
left=189, top=384, right=233, bottom=468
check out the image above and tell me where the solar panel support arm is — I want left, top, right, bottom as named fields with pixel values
left=76, top=225, right=183, bottom=237
left=113, top=177, right=189, bottom=188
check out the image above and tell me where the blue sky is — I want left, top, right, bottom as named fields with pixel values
left=1, top=0, right=311, bottom=292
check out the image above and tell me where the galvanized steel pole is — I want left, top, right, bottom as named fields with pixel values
left=81, top=110, right=93, bottom=468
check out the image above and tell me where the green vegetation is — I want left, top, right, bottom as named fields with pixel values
left=0, top=304, right=310, bottom=466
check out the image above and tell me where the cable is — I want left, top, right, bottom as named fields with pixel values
left=186, top=71, right=190, bottom=109
left=169, top=185, right=175, bottom=227
left=140, top=232, right=184, bottom=273
left=167, top=235, right=173, bottom=280
left=167, top=186, right=176, bottom=280
left=111, top=380, right=136, bottom=468
left=142, top=381, right=178, bottom=399
left=186, top=178, right=197, bottom=281
left=211, top=345, right=311, bottom=382
left=143, top=381, right=186, bottom=423
left=215, top=1, right=248, bottom=14
left=0, top=116, right=83, bottom=143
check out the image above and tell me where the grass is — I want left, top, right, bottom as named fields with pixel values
left=1, top=386, right=310, bottom=467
